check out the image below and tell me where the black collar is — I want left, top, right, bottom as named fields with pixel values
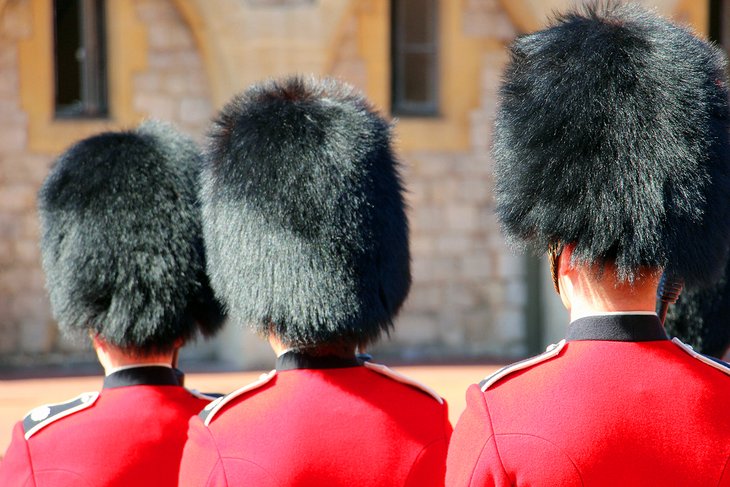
left=566, top=314, right=668, bottom=342
left=103, top=366, right=180, bottom=389
left=276, top=351, right=363, bottom=371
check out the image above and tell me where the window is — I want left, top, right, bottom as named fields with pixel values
left=54, top=0, right=108, bottom=118
left=391, top=0, right=438, bottom=116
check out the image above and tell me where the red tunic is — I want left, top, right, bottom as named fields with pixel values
left=179, top=353, right=452, bottom=487
left=0, top=366, right=212, bottom=487
left=446, top=314, right=730, bottom=487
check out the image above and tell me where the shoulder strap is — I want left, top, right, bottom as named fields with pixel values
left=23, top=392, right=100, bottom=440
left=363, top=362, right=444, bottom=404
left=480, top=340, right=567, bottom=392
left=671, top=338, right=730, bottom=376
left=199, top=370, right=277, bottom=426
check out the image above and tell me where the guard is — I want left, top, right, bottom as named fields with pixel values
left=0, top=121, right=225, bottom=487
left=179, top=76, right=452, bottom=486
left=446, top=3, right=730, bottom=486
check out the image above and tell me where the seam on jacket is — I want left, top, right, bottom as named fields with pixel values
left=480, top=396, right=509, bottom=486
left=200, top=422, right=228, bottom=487
left=493, top=432, right=585, bottom=486
left=718, top=453, right=730, bottom=487
left=22, top=426, right=37, bottom=487
left=219, top=456, right=279, bottom=485
left=404, top=435, right=448, bottom=486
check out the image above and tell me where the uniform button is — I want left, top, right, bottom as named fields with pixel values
left=30, top=406, right=51, bottom=422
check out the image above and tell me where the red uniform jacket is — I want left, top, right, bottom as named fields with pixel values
left=0, top=366, right=213, bottom=487
left=446, top=314, right=730, bottom=487
left=179, top=352, right=452, bottom=486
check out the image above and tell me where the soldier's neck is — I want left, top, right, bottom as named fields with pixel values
left=557, top=254, right=661, bottom=323
left=92, top=336, right=175, bottom=375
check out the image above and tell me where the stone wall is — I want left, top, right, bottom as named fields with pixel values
left=0, top=0, right=56, bottom=363
left=0, top=0, right=533, bottom=368
left=0, top=0, right=217, bottom=367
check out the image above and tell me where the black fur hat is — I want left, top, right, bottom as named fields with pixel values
left=202, top=76, right=410, bottom=348
left=494, top=2, right=730, bottom=285
left=38, top=121, right=225, bottom=354
left=665, top=260, right=730, bottom=358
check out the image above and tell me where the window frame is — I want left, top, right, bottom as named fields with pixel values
left=390, top=0, right=439, bottom=117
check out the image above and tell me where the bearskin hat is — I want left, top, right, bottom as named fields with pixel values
left=38, top=121, right=225, bottom=354
left=201, top=76, right=410, bottom=348
left=494, top=2, right=730, bottom=286
left=665, top=260, right=730, bottom=359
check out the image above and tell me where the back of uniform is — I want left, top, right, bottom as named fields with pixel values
left=446, top=315, right=730, bottom=486
left=181, top=356, right=451, bottom=486
left=0, top=367, right=212, bottom=487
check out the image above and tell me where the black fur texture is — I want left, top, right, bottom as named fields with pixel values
left=38, top=121, right=225, bottom=354
left=665, top=262, right=730, bottom=359
left=202, top=76, right=410, bottom=348
left=494, top=2, right=730, bottom=285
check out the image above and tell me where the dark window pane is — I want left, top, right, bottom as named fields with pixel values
left=54, top=0, right=108, bottom=118
left=402, top=53, right=434, bottom=104
left=54, top=0, right=82, bottom=108
left=402, top=0, right=434, bottom=44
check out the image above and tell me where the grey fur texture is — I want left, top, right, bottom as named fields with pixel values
left=38, top=121, right=224, bottom=354
left=494, top=2, right=730, bottom=285
left=202, top=76, right=410, bottom=347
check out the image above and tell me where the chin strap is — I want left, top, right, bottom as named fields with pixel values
left=656, top=273, right=683, bottom=324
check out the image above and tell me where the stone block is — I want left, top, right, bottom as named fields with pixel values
left=496, top=251, right=525, bottom=279
left=0, top=45, right=17, bottom=68
left=180, top=97, right=213, bottom=125
left=414, top=155, right=451, bottom=177
left=411, top=255, right=457, bottom=284
left=410, top=205, right=445, bottom=234
left=0, top=122, right=27, bottom=152
left=135, top=1, right=178, bottom=22
left=0, top=184, right=36, bottom=213
left=134, top=72, right=163, bottom=92
left=405, top=283, right=444, bottom=312
left=438, top=312, right=466, bottom=347
left=0, top=69, right=19, bottom=96
left=134, top=93, right=176, bottom=120
left=410, top=235, right=435, bottom=257
left=389, top=311, right=440, bottom=346
left=429, top=179, right=460, bottom=205
left=493, top=308, right=526, bottom=345
left=445, top=204, right=479, bottom=232
left=1, top=1, right=32, bottom=39
left=435, top=234, right=471, bottom=255
left=454, top=177, right=489, bottom=204
left=443, top=282, right=478, bottom=309
left=11, top=292, right=53, bottom=351
left=505, top=279, right=527, bottom=307
left=13, top=239, right=40, bottom=264
left=0, top=213, right=22, bottom=239
left=21, top=213, right=41, bottom=240
left=404, top=179, right=427, bottom=207
left=148, top=24, right=194, bottom=50
left=460, top=253, right=493, bottom=280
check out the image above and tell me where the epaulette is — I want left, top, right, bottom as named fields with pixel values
left=363, top=362, right=444, bottom=404
left=199, top=370, right=277, bottom=426
left=480, top=340, right=567, bottom=392
left=671, top=338, right=730, bottom=376
left=23, top=392, right=100, bottom=440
